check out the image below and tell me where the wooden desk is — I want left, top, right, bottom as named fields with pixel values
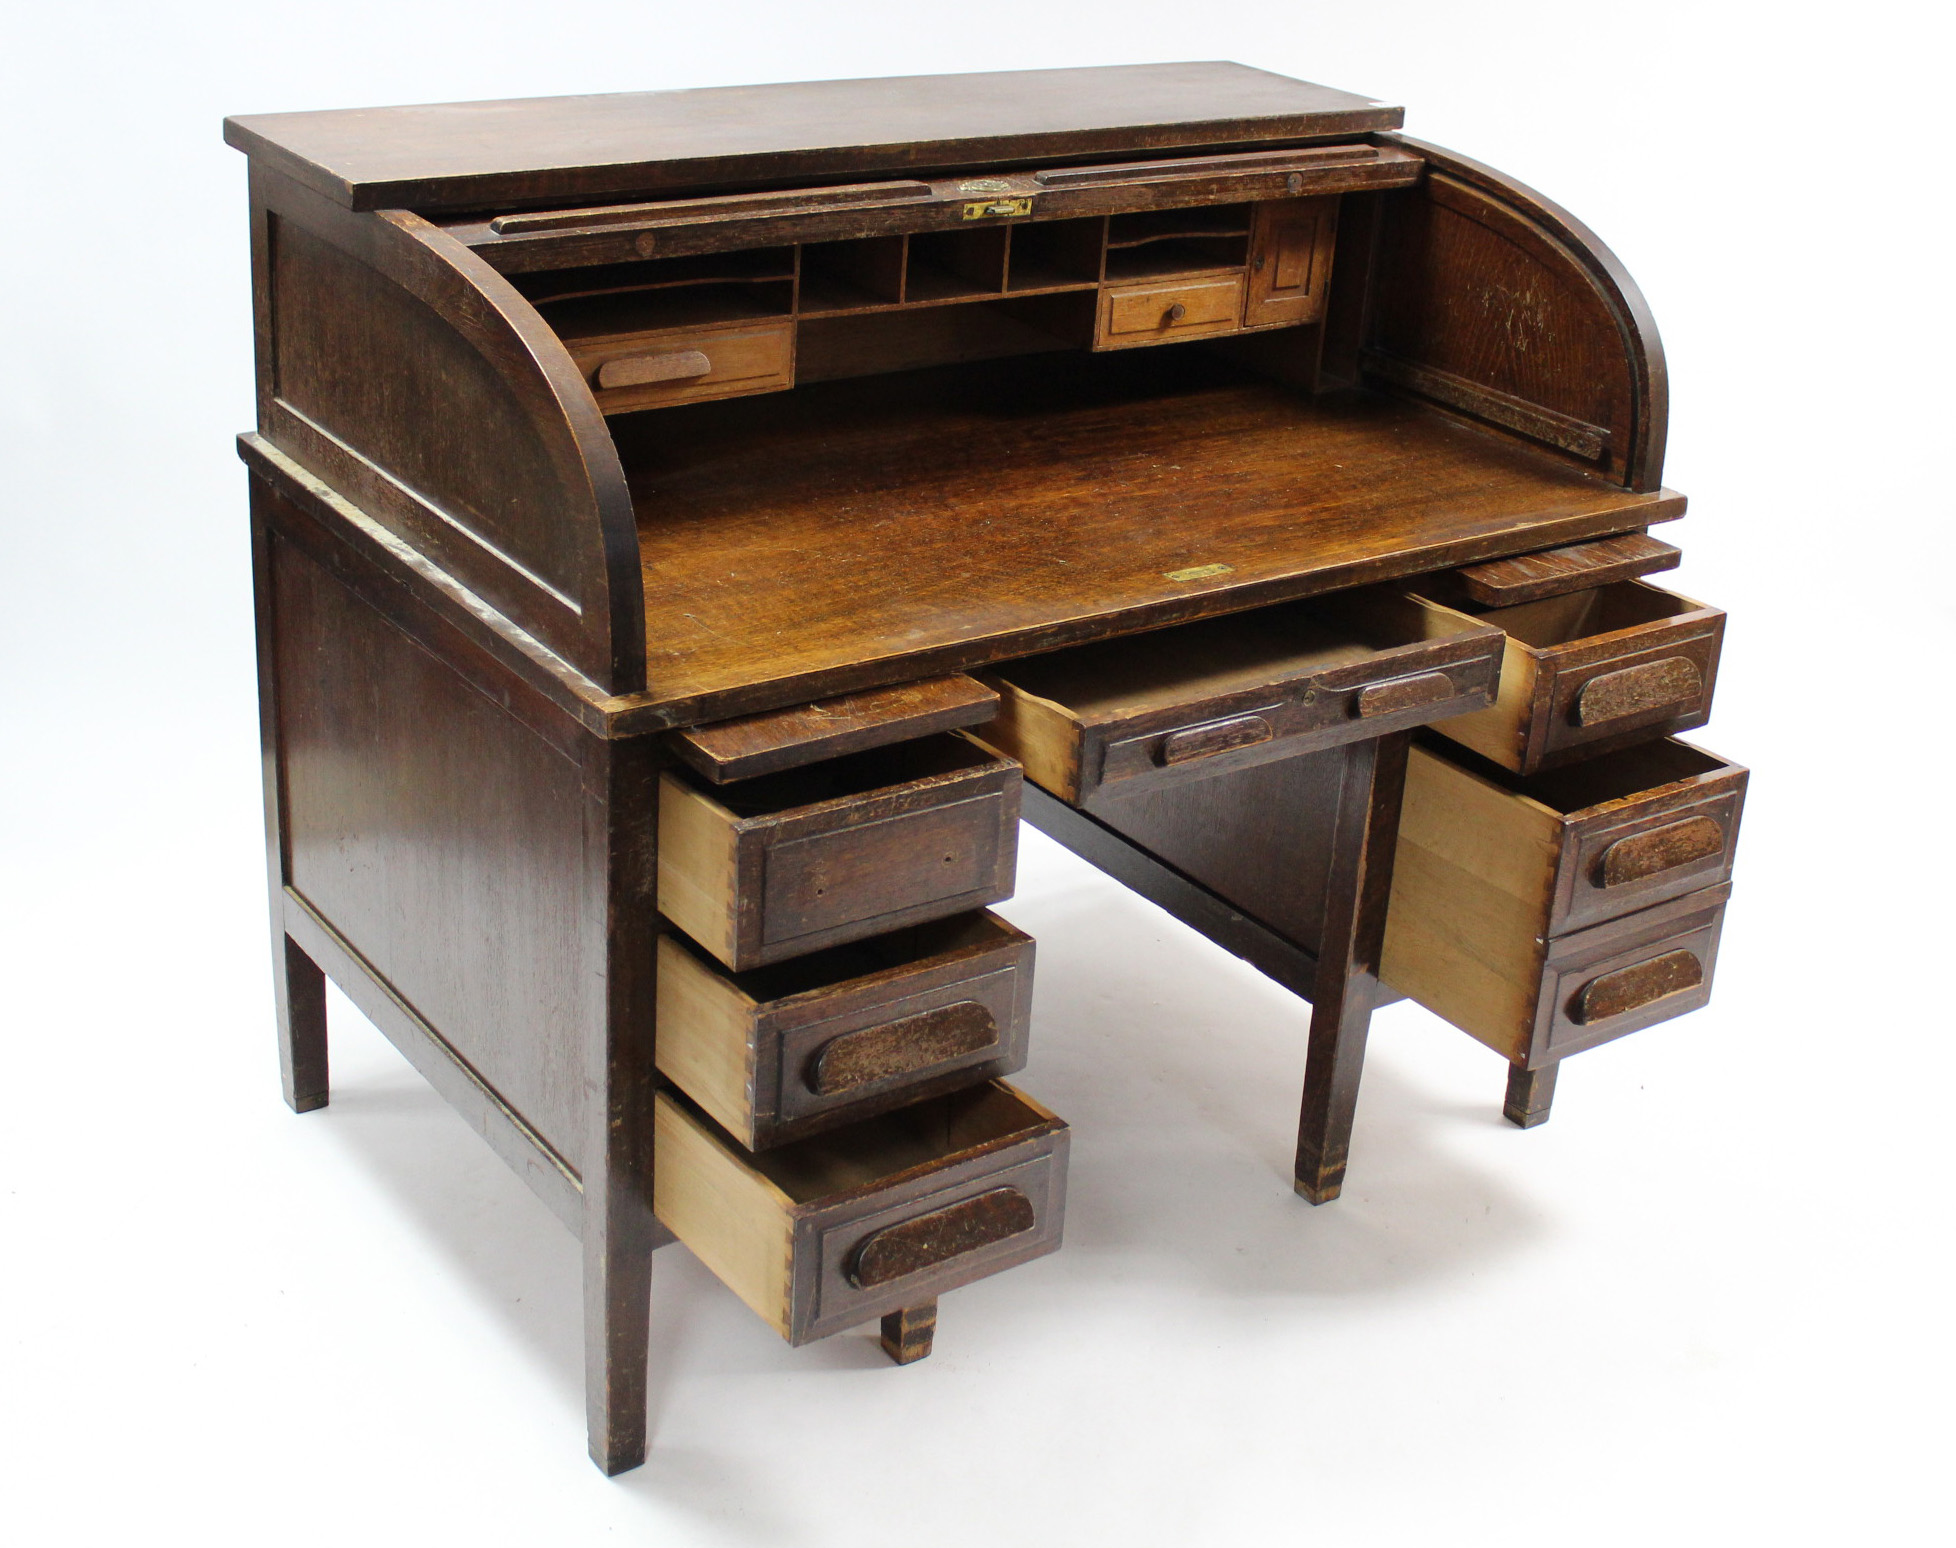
left=228, top=62, right=1743, bottom=1474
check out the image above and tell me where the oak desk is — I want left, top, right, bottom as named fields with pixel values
left=228, top=62, right=1742, bottom=1473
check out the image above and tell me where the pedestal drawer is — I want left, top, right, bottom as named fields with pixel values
left=977, top=589, right=1503, bottom=806
left=1412, top=580, right=1725, bottom=773
left=1382, top=737, right=1743, bottom=1065
left=654, top=1082, right=1068, bottom=1345
left=658, top=735, right=1021, bottom=971
left=656, top=912, right=1035, bottom=1149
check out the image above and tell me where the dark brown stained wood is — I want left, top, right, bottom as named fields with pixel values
left=879, top=1301, right=937, bottom=1365
left=1357, top=670, right=1454, bottom=717
left=1504, top=1063, right=1558, bottom=1129
left=673, top=676, right=1000, bottom=782
left=809, top=1002, right=1000, bottom=1096
left=225, top=63, right=1402, bottom=213
left=620, top=351, right=1683, bottom=723
left=849, top=1187, right=1037, bottom=1287
left=1162, top=714, right=1274, bottom=765
left=1374, top=136, right=1669, bottom=491
left=493, top=181, right=938, bottom=235
left=1360, top=352, right=1611, bottom=461
left=1574, top=948, right=1703, bottom=1024
left=1036, top=144, right=1378, bottom=186
left=1599, top=815, right=1724, bottom=888
left=1574, top=656, right=1703, bottom=726
left=251, top=168, right=645, bottom=693
left=1455, top=532, right=1680, bottom=606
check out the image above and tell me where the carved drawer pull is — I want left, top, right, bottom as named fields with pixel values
left=1356, top=670, right=1456, bottom=718
left=1574, top=949, right=1704, bottom=1024
left=1598, top=817, right=1724, bottom=887
left=805, top=1002, right=999, bottom=1096
left=848, top=1187, right=1037, bottom=1289
left=1161, top=713, right=1274, bottom=764
left=596, top=349, right=714, bottom=389
left=1574, top=656, right=1702, bottom=726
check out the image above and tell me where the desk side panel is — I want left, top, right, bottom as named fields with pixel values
left=267, top=515, right=602, bottom=1164
left=251, top=166, right=645, bottom=692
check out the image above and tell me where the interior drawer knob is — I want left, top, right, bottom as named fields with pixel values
left=848, top=1187, right=1037, bottom=1289
left=1356, top=670, right=1455, bottom=717
left=1598, top=816, right=1724, bottom=887
left=805, top=1002, right=1000, bottom=1096
left=1161, top=713, right=1274, bottom=765
left=1573, top=949, right=1704, bottom=1024
left=596, top=348, right=714, bottom=389
left=1574, top=656, right=1702, bottom=726
left=1165, top=302, right=1188, bottom=323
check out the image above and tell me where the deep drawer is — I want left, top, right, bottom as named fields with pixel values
left=656, top=912, right=1035, bottom=1149
left=658, top=734, right=1022, bottom=972
left=1383, top=736, right=1742, bottom=1065
left=977, top=590, right=1504, bottom=806
left=654, top=1082, right=1068, bottom=1345
left=1412, top=580, right=1725, bottom=773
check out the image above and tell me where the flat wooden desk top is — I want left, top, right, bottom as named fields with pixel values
left=222, top=62, right=1401, bottom=213
left=621, top=352, right=1679, bottom=721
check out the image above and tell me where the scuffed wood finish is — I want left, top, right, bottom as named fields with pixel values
left=977, top=589, right=1501, bottom=804
left=1504, top=1063, right=1558, bottom=1129
left=225, top=63, right=1401, bottom=214
left=654, top=912, right=1035, bottom=1149
left=673, top=676, right=1000, bottom=784
left=652, top=1083, right=1067, bottom=1345
left=1455, top=533, right=1681, bottom=607
left=1414, top=581, right=1725, bottom=774
left=879, top=1301, right=938, bottom=1365
left=624, top=353, right=1682, bottom=722
left=656, top=736, right=1022, bottom=971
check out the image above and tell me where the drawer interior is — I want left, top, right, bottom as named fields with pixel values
left=1471, top=579, right=1697, bottom=649
left=702, top=733, right=1003, bottom=818
left=1445, top=735, right=1734, bottom=818
left=712, top=911, right=1022, bottom=1003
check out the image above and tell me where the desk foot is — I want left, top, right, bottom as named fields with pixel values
left=1294, top=1169, right=1344, bottom=1206
left=275, top=934, right=329, bottom=1113
left=880, top=1300, right=937, bottom=1365
left=1504, top=1064, right=1558, bottom=1129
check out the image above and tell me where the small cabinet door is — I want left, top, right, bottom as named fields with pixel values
left=1243, top=196, right=1339, bottom=329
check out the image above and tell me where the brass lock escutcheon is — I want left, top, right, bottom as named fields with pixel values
left=962, top=197, right=1033, bottom=220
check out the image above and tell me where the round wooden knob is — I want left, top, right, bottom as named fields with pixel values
left=1165, top=302, right=1188, bottom=323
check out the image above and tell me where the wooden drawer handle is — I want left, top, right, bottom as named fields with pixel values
left=1598, top=816, right=1724, bottom=887
left=1161, top=713, right=1274, bottom=765
left=805, top=1002, right=999, bottom=1097
left=1164, top=302, right=1188, bottom=323
left=849, top=1187, right=1037, bottom=1289
left=1574, top=949, right=1704, bottom=1024
left=596, top=349, right=713, bottom=389
left=1356, top=670, right=1455, bottom=718
left=1574, top=656, right=1703, bottom=726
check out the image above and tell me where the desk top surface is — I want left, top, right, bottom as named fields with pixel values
left=223, top=62, right=1401, bottom=214
left=620, top=353, right=1678, bottom=723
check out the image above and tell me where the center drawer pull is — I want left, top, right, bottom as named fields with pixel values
left=1161, top=713, right=1274, bottom=765
left=1357, top=670, right=1456, bottom=718
left=805, top=1002, right=1000, bottom=1096
left=848, top=1186, right=1037, bottom=1289
left=596, top=349, right=714, bottom=389
left=1573, top=949, right=1704, bottom=1024
left=1574, top=656, right=1703, bottom=726
left=1598, top=816, right=1725, bottom=887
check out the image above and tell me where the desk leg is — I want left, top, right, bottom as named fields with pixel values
left=274, top=933, right=329, bottom=1113
left=1504, top=1063, right=1558, bottom=1128
left=880, top=1300, right=938, bottom=1365
left=1294, top=732, right=1411, bottom=1204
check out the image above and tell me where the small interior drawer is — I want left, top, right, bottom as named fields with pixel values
left=1411, top=580, right=1725, bottom=774
left=976, top=590, right=1504, bottom=806
left=656, top=912, right=1035, bottom=1150
left=658, top=734, right=1021, bottom=971
left=1094, top=275, right=1247, bottom=349
left=1383, top=736, right=1740, bottom=1065
left=564, top=318, right=795, bottom=414
left=654, top=1081, right=1068, bottom=1345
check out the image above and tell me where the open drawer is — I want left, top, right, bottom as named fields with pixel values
left=1411, top=580, right=1725, bottom=774
left=1382, top=737, right=1743, bottom=1066
left=975, top=590, right=1504, bottom=805
left=656, top=912, right=1035, bottom=1149
left=654, top=1081, right=1068, bottom=1345
left=658, top=735, right=1021, bottom=971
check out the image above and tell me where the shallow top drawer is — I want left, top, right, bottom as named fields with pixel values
left=975, top=590, right=1504, bottom=805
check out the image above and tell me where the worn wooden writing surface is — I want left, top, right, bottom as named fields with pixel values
left=223, top=62, right=1401, bottom=214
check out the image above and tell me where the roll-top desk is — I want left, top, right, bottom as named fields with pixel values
left=226, top=62, right=1744, bottom=1474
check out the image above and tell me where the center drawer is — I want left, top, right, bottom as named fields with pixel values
left=975, top=590, right=1505, bottom=805
left=656, top=912, right=1035, bottom=1149
left=658, top=734, right=1022, bottom=971
left=654, top=1081, right=1068, bottom=1346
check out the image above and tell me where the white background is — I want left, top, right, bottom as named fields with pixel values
left=3, top=4, right=1952, bottom=1543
